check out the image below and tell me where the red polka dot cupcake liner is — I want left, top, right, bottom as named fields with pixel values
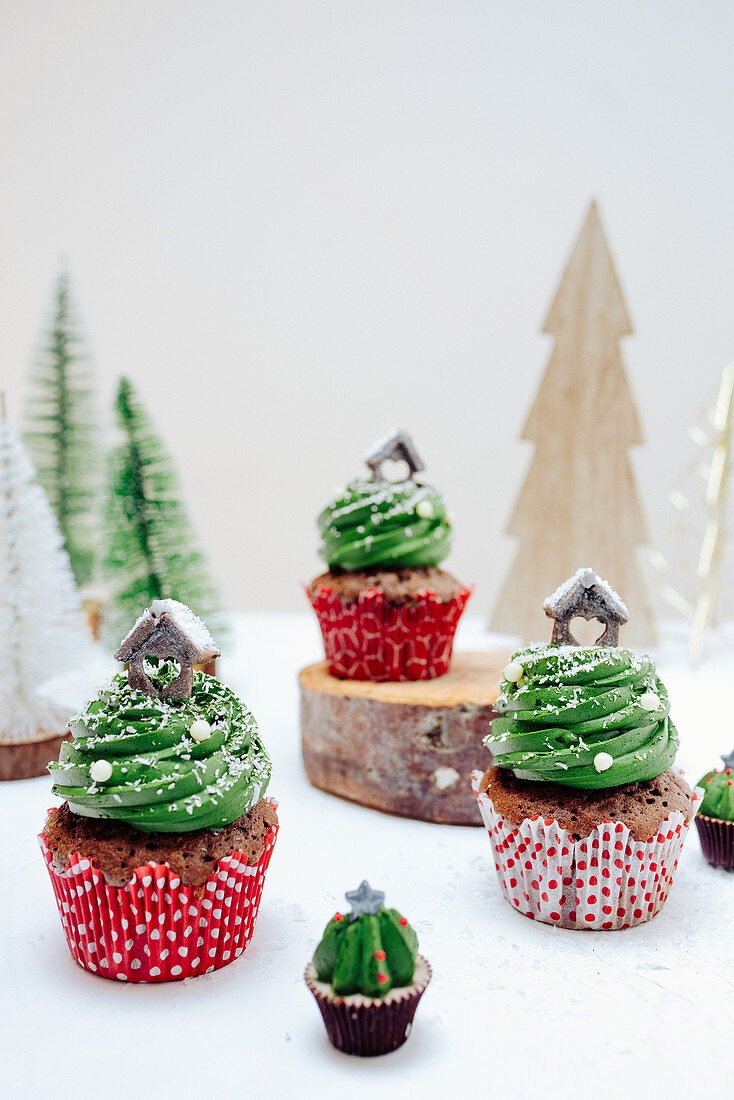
left=39, top=801, right=279, bottom=982
left=695, top=815, right=734, bottom=870
left=308, top=584, right=472, bottom=681
left=471, top=772, right=702, bottom=930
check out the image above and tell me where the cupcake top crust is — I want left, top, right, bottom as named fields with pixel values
left=479, top=765, right=694, bottom=841
left=486, top=568, right=679, bottom=789
left=49, top=601, right=272, bottom=833
left=317, top=429, right=452, bottom=573
left=698, top=749, right=734, bottom=821
left=43, top=798, right=278, bottom=887
left=312, top=880, right=419, bottom=998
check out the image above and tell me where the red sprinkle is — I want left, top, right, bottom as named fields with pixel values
left=334, top=913, right=343, bottom=922
left=399, top=917, right=408, bottom=926
left=377, top=972, right=389, bottom=983
left=374, top=950, right=386, bottom=960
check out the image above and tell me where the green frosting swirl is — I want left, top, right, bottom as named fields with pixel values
left=486, top=644, right=679, bottom=789
left=317, top=478, right=451, bottom=571
left=49, top=661, right=271, bottom=833
left=698, top=766, right=734, bottom=820
left=313, top=907, right=418, bottom=998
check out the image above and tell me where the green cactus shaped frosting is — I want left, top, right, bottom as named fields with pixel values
left=699, top=750, right=734, bottom=821
left=313, top=881, right=418, bottom=998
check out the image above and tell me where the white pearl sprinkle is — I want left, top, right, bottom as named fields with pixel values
left=503, top=661, right=525, bottom=684
left=189, top=719, right=212, bottom=743
left=594, top=752, right=614, bottom=773
left=639, top=691, right=661, bottom=711
left=90, top=759, right=113, bottom=783
left=416, top=499, right=434, bottom=519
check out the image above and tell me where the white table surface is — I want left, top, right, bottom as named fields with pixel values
left=3, top=613, right=732, bottom=1099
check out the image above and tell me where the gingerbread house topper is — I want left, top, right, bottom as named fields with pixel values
left=114, top=599, right=220, bottom=700
left=364, top=428, right=425, bottom=482
left=543, top=567, right=629, bottom=647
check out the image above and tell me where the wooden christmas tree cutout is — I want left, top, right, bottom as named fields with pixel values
left=491, top=201, right=656, bottom=646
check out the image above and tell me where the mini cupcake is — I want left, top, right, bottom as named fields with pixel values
left=308, top=428, right=471, bottom=681
left=41, top=599, right=278, bottom=982
left=695, top=749, right=734, bottom=869
left=304, top=880, right=431, bottom=1056
left=472, top=568, right=701, bottom=930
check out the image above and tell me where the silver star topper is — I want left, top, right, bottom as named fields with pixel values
left=345, top=880, right=385, bottom=917
left=721, top=748, right=734, bottom=769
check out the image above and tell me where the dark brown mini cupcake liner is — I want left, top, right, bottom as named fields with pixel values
left=696, top=815, right=734, bottom=870
left=304, top=956, right=431, bottom=1056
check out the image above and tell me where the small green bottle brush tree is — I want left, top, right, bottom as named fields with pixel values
left=24, top=268, right=100, bottom=588
left=102, top=377, right=223, bottom=649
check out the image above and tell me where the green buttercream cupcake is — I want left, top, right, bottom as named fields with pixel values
left=473, top=569, right=699, bottom=930
left=695, top=751, right=734, bottom=869
left=41, top=600, right=279, bottom=983
left=304, top=880, right=431, bottom=1056
left=308, top=429, right=471, bottom=682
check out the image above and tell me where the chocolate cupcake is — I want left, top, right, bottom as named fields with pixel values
left=695, top=750, right=734, bottom=870
left=41, top=599, right=278, bottom=982
left=472, top=568, right=701, bottom=929
left=305, top=880, right=431, bottom=1056
left=308, top=428, right=471, bottom=681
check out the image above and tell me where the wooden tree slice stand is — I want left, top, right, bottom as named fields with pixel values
left=300, top=651, right=508, bottom=825
left=0, top=732, right=70, bottom=782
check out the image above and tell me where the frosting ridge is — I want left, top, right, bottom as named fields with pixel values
left=49, top=661, right=271, bottom=832
left=698, top=765, right=734, bottom=821
left=313, top=906, right=418, bottom=998
left=318, top=478, right=451, bottom=571
left=486, top=643, right=679, bottom=789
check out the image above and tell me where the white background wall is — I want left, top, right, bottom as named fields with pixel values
left=1, top=1, right=733, bottom=614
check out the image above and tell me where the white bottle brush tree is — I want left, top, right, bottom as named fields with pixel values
left=0, top=400, right=90, bottom=742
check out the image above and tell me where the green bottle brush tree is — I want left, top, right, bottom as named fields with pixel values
left=24, top=268, right=100, bottom=588
left=102, top=376, right=223, bottom=649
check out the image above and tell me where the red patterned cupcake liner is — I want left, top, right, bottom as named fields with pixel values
left=304, top=956, right=432, bottom=1056
left=471, top=771, right=702, bottom=930
left=695, top=814, right=734, bottom=870
left=39, top=800, right=279, bottom=982
left=308, top=583, right=472, bottom=681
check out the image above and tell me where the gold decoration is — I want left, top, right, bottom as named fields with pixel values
left=648, top=363, right=734, bottom=664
